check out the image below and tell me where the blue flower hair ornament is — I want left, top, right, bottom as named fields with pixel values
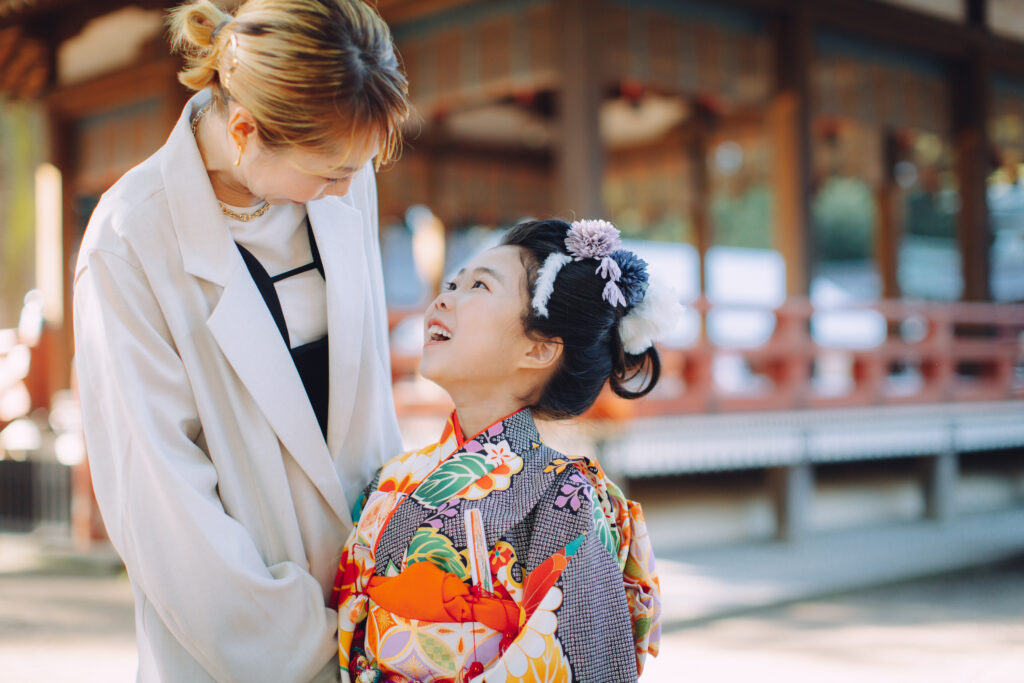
left=610, top=249, right=649, bottom=308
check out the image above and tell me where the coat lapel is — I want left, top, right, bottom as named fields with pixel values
left=160, top=90, right=235, bottom=288
left=307, top=198, right=367, bottom=460
left=207, top=263, right=351, bottom=521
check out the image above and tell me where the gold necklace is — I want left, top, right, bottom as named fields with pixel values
left=219, top=201, right=272, bottom=222
left=191, top=105, right=271, bottom=222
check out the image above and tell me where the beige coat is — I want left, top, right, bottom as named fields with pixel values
left=73, top=90, right=402, bottom=682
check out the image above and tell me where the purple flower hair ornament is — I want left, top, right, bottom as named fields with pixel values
left=566, top=219, right=628, bottom=308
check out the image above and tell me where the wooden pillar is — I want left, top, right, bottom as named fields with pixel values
left=769, top=461, right=814, bottom=542
left=953, top=4, right=992, bottom=302
left=556, top=0, right=605, bottom=219
left=689, top=110, right=712, bottom=301
left=921, top=449, right=958, bottom=522
left=876, top=133, right=903, bottom=299
left=770, top=8, right=814, bottom=297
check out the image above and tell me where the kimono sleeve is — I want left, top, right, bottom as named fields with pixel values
left=74, top=247, right=337, bottom=682
left=477, top=469, right=639, bottom=683
left=335, top=467, right=384, bottom=679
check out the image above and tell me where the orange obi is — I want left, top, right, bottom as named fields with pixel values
left=365, top=561, right=524, bottom=635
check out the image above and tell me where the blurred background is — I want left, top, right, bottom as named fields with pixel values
left=1, top=0, right=1023, bottom=680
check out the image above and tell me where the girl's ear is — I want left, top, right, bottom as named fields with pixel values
left=522, top=337, right=563, bottom=371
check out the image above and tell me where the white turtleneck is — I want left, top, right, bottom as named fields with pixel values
left=223, top=202, right=328, bottom=347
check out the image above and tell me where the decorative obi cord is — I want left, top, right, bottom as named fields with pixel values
left=235, top=218, right=329, bottom=438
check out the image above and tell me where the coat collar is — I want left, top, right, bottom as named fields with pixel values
left=159, top=89, right=237, bottom=287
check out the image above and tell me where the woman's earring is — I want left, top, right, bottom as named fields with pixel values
left=235, top=144, right=243, bottom=167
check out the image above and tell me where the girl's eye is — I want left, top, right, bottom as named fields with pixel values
left=444, top=281, right=456, bottom=291
left=324, top=175, right=351, bottom=184
left=472, top=280, right=489, bottom=290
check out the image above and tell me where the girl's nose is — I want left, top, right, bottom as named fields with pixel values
left=432, top=292, right=450, bottom=311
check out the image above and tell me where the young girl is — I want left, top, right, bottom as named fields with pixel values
left=333, top=219, right=679, bottom=682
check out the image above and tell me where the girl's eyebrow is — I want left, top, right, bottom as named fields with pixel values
left=471, top=266, right=503, bottom=283
left=455, top=266, right=504, bottom=283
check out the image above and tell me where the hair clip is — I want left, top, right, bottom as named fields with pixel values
left=222, top=32, right=240, bottom=92
left=211, top=19, right=231, bottom=42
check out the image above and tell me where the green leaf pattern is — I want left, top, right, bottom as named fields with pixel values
left=589, top=487, right=621, bottom=563
left=404, top=526, right=470, bottom=581
left=412, top=452, right=492, bottom=508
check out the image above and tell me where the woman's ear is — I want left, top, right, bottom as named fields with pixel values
left=226, top=105, right=259, bottom=149
left=522, top=337, right=563, bottom=371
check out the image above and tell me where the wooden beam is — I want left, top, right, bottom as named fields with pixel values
left=406, top=132, right=552, bottom=167
left=45, top=57, right=180, bottom=118
left=375, top=0, right=481, bottom=27
left=726, top=0, right=1024, bottom=80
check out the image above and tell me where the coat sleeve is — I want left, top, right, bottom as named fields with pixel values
left=74, top=246, right=337, bottom=683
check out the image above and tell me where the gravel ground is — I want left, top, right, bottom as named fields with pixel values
left=1, top=556, right=1022, bottom=682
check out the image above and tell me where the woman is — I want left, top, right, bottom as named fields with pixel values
left=73, top=1, right=409, bottom=680
left=334, top=219, right=671, bottom=682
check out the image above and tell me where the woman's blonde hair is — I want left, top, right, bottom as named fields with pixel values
left=167, top=0, right=409, bottom=167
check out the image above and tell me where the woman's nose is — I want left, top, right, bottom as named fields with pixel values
left=326, top=178, right=354, bottom=198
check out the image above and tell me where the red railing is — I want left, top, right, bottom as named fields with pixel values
left=388, top=299, right=1024, bottom=419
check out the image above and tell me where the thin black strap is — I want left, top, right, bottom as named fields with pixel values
left=234, top=217, right=324, bottom=349
left=307, top=218, right=325, bottom=279
left=271, top=262, right=317, bottom=282
left=236, top=243, right=291, bottom=348
left=267, top=219, right=324, bottom=282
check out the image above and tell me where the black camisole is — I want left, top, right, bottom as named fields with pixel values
left=235, top=218, right=330, bottom=439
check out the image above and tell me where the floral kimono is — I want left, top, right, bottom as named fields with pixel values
left=332, top=409, right=661, bottom=683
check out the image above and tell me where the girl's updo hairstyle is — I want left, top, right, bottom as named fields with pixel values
left=501, top=219, right=661, bottom=419
left=167, top=0, right=409, bottom=166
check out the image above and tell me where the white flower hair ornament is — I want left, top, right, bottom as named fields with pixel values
left=618, top=279, right=685, bottom=354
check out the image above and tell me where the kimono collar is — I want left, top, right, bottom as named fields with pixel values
left=441, top=408, right=543, bottom=459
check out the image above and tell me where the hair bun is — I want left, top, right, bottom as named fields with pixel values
left=167, top=0, right=235, bottom=91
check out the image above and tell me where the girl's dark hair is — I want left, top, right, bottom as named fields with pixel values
left=501, top=219, right=660, bottom=419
